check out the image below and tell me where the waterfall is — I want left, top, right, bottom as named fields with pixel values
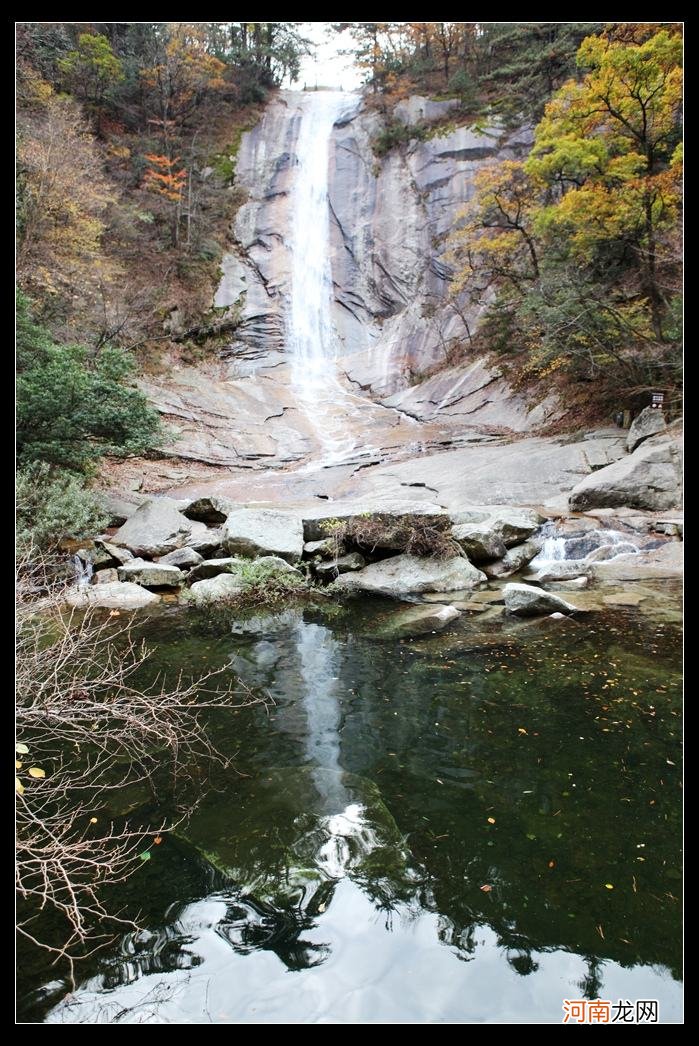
left=536, top=520, right=567, bottom=562
left=288, top=91, right=354, bottom=378
left=73, top=554, right=93, bottom=588
left=286, top=91, right=364, bottom=464
left=530, top=523, right=641, bottom=569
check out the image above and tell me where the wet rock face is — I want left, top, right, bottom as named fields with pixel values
left=213, top=91, right=537, bottom=400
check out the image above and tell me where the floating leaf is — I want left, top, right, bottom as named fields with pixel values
left=487, top=817, right=496, bottom=824
left=109, top=610, right=121, bottom=617
left=15, top=778, right=24, bottom=795
left=16, top=744, right=29, bottom=755
left=138, top=851, right=151, bottom=862
left=480, top=884, right=492, bottom=892
left=548, top=860, right=556, bottom=869
left=605, top=883, right=614, bottom=890
left=526, top=833, right=536, bottom=841
left=90, top=817, right=98, bottom=824
left=518, top=727, right=528, bottom=735
left=28, top=767, right=46, bottom=779
left=15, top=761, right=22, bottom=770
left=153, top=835, right=163, bottom=845
left=318, top=902, right=326, bottom=913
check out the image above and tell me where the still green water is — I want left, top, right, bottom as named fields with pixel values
left=20, top=597, right=682, bottom=1024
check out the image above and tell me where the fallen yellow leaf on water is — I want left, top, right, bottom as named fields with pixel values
left=15, top=778, right=24, bottom=795
left=16, top=744, right=29, bottom=755
left=487, top=817, right=496, bottom=824
left=15, top=761, right=22, bottom=770
left=518, top=728, right=528, bottom=735
left=90, top=817, right=98, bottom=824
left=605, top=883, right=614, bottom=890
left=480, top=884, right=492, bottom=892
left=28, top=767, right=46, bottom=779
left=109, top=610, right=121, bottom=617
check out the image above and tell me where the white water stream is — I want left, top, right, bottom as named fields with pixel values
left=286, top=91, right=378, bottom=466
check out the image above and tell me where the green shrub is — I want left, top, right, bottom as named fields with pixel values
left=17, top=291, right=164, bottom=473
left=16, top=463, right=108, bottom=550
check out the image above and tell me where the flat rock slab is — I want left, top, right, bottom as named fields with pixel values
left=504, top=582, right=582, bottom=617
left=223, top=509, right=304, bottom=564
left=374, top=603, right=460, bottom=639
left=65, top=582, right=160, bottom=609
left=117, top=559, right=184, bottom=588
left=336, top=553, right=486, bottom=597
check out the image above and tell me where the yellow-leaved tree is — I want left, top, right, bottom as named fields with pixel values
left=448, top=25, right=683, bottom=402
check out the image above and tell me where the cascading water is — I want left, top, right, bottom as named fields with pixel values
left=530, top=522, right=641, bottom=570
left=286, top=91, right=364, bottom=464
left=73, top=554, right=93, bottom=588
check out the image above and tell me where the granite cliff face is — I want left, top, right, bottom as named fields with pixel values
left=141, top=92, right=554, bottom=472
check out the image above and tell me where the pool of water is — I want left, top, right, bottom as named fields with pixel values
left=19, top=596, right=682, bottom=1024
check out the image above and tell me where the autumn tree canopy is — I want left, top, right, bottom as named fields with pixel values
left=448, top=26, right=682, bottom=400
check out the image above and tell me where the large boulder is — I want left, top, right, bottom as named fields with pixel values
left=569, top=438, right=682, bottom=512
left=65, top=581, right=160, bottom=609
left=96, top=491, right=146, bottom=527
left=374, top=603, right=460, bottom=639
left=183, top=495, right=237, bottom=526
left=111, top=498, right=195, bottom=557
left=626, top=407, right=666, bottom=453
left=222, top=509, right=304, bottom=564
left=117, top=559, right=184, bottom=588
left=336, top=554, right=486, bottom=597
left=188, top=573, right=246, bottom=604
left=503, top=583, right=582, bottom=617
left=451, top=524, right=507, bottom=563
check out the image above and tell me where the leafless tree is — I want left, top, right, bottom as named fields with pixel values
left=16, top=548, right=264, bottom=979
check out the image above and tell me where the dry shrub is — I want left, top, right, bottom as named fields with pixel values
left=322, top=513, right=461, bottom=560
left=15, top=547, right=262, bottom=974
